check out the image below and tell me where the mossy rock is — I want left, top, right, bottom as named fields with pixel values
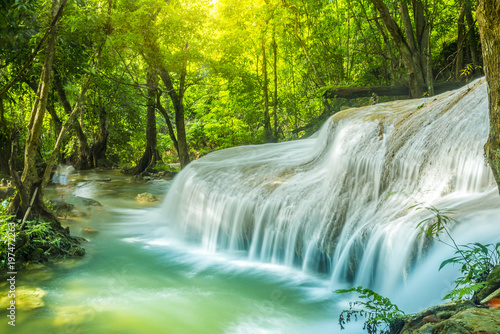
left=75, top=196, right=102, bottom=207
left=0, top=287, right=47, bottom=311
left=399, top=300, right=475, bottom=333
left=69, top=246, right=85, bottom=257
left=135, top=192, right=159, bottom=203
left=49, top=198, right=75, bottom=218
left=475, top=265, right=500, bottom=302
left=28, top=248, right=46, bottom=261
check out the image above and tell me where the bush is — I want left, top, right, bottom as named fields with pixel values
left=336, top=286, right=405, bottom=334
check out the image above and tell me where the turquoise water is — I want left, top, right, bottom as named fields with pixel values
left=0, top=171, right=350, bottom=334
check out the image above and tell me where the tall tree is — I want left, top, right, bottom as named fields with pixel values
left=477, top=0, right=500, bottom=192
left=132, top=68, right=160, bottom=174
left=370, top=0, right=433, bottom=97
left=9, top=0, right=67, bottom=222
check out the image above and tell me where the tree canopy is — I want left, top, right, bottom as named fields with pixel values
left=0, top=0, right=486, bottom=179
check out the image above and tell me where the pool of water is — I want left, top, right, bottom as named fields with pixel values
left=1, top=170, right=353, bottom=334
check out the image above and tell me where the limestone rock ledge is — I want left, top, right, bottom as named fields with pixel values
left=395, top=300, right=500, bottom=334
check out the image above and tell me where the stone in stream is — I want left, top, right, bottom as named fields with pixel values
left=49, top=197, right=75, bottom=218
left=76, top=196, right=102, bottom=207
left=135, top=192, right=159, bottom=203
left=83, top=227, right=98, bottom=234
left=0, top=287, right=47, bottom=311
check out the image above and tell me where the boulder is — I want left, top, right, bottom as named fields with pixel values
left=76, top=196, right=102, bottom=207
left=397, top=299, right=500, bottom=334
left=49, top=197, right=75, bottom=218
left=83, top=227, right=98, bottom=234
left=135, top=192, right=159, bottom=203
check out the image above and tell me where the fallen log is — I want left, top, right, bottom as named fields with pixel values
left=324, top=82, right=466, bottom=99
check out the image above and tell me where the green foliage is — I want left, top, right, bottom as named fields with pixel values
left=460, top=64, right=482, bottom=77
left=439, top=242, right=500, bottom=300
left=0, top=198, right=74, bottom=269
left=415, top=206, right=456, bottom=239
left=0, top=0, right=485, bottom=169
left=335, top=286, right=405, bottom=334
left=0, top=212, right=15, bottom=269
left=414, top=205, right=500, bottom=301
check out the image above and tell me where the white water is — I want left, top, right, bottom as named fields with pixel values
left=161, top=78, right=500, bottom=312
left=4, top=79, right=499, bottom=334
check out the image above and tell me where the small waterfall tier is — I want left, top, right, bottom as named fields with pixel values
left=161, top=78, right=499, bottom=295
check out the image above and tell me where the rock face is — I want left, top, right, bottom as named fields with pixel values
left=396, top=300, right=500, bottom=334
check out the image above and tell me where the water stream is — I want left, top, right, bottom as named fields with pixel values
left=1, top=171, right=346, bottom=333
left=1, top=78, right=500, bottom=333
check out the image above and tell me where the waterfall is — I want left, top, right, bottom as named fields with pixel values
left=160, top=78, right=500, bottom=309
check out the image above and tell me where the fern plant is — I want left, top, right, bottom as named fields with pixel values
left=415, top=205, right=500, bottom=300
left=439, top=242, right=500, bottom=300
left=335, top=286, right=405, bottom=334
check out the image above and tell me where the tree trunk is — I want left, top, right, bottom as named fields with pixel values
left=10, top=0, right=67, bottom=223
left=53, top=69, right=93, bottom=169
left=456, top=4, right=466, bottom=80
left=92, top=92, right=109, bottom=167
left=156, top=93, right=179, bottom=155
left=0, top=97, right=11, bottom=175
left=262, top=36, right=272, bottom=141
left=158, top=66, right=190, bottom=169
left=477, top=0, right=500, bottom=192
left=370, top=0, right=426, bottom=97
left=132, top=68, right=160, bottom=174
left=272, top=34, right=279, bottom=141
left=465, top=4, right=479, bottom=65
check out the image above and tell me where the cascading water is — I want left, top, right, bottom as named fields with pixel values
left=161, top=78, right=500, bottom=312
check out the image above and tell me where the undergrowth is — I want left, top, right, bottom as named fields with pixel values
left=415, top=205, right=500, bottom=300
left=335, top=205, right=499, bottom=333
left=0, top=197, right=85, bottom=270
left=336, top=286, right=404, bottom=334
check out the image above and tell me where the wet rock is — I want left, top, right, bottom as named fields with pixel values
left=69, top=246, right=86, bottom=257
left=423, top=314, right=441, bottom=323
left=0, top=287, right=47, bottom=311
left=96, top=178, right=112, bottom=182
left=135, top=192, right=159, bottom=203
left=76, top=196, right=102, bottom=207
left=49, top=197, right=75, bottom=218
left=397, top=300, right=500, bottom=334
left=164, top=171, right=177, bottom=180
left=131, top=174, right=147, bottom=183
left=83, top=227, right=98, bottom=234
left=398, top=300, right=475, bottom=333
